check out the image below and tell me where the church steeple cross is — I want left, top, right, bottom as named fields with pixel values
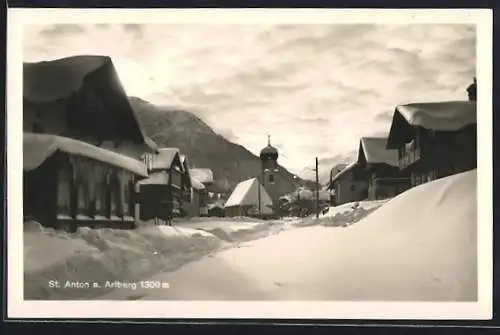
left=267, top=134, right=271, bottom=146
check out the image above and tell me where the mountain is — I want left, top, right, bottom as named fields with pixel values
left=129, top=97, right=317, bottom=195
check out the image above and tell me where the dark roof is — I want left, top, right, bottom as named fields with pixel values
left=23, top=55, right=157, bottom=152
left=387, top=101, right=476, bottom=149
left=358, top=137, right=399, bottom=167
left=24, top=133, right=148, bottom=177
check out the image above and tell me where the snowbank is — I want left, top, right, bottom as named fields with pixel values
left=24, top=222, right=221, bottom=300
left=175, top=218, right=284, bottom=243
left=293, top=200, right=388, bottom=227
left=24, top=216, right=286, bottom=300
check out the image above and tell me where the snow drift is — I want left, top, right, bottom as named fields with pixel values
left=294, top=200, right=388, bottom=227
left=276, top=169, right=477, bottom=301
left=24, top=216, right=283, bottom=300
left=24, top=222, right=221, bottom=300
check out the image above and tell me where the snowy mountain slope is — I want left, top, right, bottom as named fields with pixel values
left=130, top=97, right=317, bottom=193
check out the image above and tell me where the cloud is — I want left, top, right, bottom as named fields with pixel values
left=39, top=24, right=85, bottom=37
left=23, top=23, right=476, bottom=177
left=122, top=24, right=143, bottom=38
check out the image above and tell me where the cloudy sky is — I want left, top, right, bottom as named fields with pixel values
left=23, top=23, right=476, bottom=180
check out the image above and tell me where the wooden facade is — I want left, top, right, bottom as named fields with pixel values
left=329, top=163, right=368, bottom=206
left=23, top=134, right=148, bottom=231
left=138, top=149, right=187, bottom=224
left=387, top=101, right=477, bottom=188
left=190, top=168, right=215, bottom=216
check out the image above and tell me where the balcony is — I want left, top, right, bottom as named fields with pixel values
left=368, top=177, right=412, bottom=200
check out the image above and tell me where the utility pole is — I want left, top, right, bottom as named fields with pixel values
left=315, top=157, right=320, bottom=219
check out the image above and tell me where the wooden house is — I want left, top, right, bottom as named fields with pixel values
left=23, top=55, right=157, bottom=159
left=138, top=148, right=184, bottom=225
left=190, top=168, right=214, bottom=216
left=328, top=162, right=368, bottom=206
left=23, top=133, right=149, bottom=231
left=356, top=137, right=411, bottom=200
left=178, top=154, right=207, bottom=218
left=22, top=55, right=157, bottom=230
left=386, top=101, right=477, bottom=187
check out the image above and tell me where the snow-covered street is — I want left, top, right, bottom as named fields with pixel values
left=99, top=170, right=477, bottom=302
left=23, top=170, right=477, bottom=302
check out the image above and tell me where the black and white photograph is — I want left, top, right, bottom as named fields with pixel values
left=7, top=8, right=492, bottom=319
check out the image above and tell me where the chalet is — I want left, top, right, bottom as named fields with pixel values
left=186, top=177, right=207, bottom=217
left=328, top=162, right=368, bottom=206
left=386, top=100, right=476, bottom=187
left=138, top=148, right=184, bottom=224
left=356, top=137, right=411, bottom=200
left=225, top=178, right=274, bottom=217
left=23, top=55, right=157, bottom=229
left=23, top=55, right=157, bottom=159
left=23, top=133, right=148, bottom=231
left=190, top=168, right=215, bottom=216
left=179, top=154, right=207, bottom=218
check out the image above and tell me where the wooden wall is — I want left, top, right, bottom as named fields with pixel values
left=24, top=152, right=140, bottom=230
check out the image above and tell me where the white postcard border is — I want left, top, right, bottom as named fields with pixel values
left=7, top=8, right=493, bottom=320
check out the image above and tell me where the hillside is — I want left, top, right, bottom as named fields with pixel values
left=129, top=97, right=316, bottom=194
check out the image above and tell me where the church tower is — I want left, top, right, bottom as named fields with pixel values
left=259, top=135, right=280, bottom=212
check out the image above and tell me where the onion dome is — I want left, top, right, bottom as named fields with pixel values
left=259, top=135, right=279, bottom=161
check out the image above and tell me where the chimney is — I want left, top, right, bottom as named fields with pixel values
left=467, top=77, right=477, bottom=101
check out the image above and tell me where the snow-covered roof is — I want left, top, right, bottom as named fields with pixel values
left=207, top=203, right=225, bottom=210
left=358, top=137, right=399, bottom=167
left=224, top=178, right=274, bottom=214
left=137, top=171, right=169, bottom=185
left=297, top=188, right=330, bottom=201
left=24, top=133, right=148, bottom=177
left=151, top=148, right=180, bottom=170
left=191, top=177, right=205, bottom=190
left=23, top=55, right=157, bottom=152
left=190, top=168, right=214, bottom=185
left=24, top=55, right=109, bottom=103
left=279, top=195, right=294, bottom=202
left=396, top=101, right=476, bottom=130
left=330, top=162, right=358, bottom=184
left=387, top=101, right=476, bottom=149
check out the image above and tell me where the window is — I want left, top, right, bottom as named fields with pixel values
left=269, top=174, right=275, bottom=184
left=57, top=166, right=72, bottom=216
left=77, top=179, right=90, bottom=217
